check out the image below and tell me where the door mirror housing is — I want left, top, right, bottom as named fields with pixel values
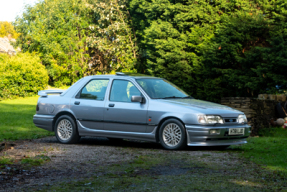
left=131, top=95, right=143, bottom=103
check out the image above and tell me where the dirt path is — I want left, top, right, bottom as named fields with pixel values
left=0, top=137, right=285, bottom=191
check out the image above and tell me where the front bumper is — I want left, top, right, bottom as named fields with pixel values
left=33, top=114, right=54, bottom=132
left=185, top=124, right=251, bottom=146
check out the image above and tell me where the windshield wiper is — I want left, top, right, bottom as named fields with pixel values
left=181, top=96, right=193, bottom=99
left=158, top=96, right=186, bottom=99
left=155, top=95, right=193, bottom=99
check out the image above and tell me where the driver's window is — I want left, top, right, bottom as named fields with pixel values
left=110, top=80, right=141, bottom=102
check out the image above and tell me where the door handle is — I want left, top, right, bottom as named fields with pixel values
left=109, top=103, right=115, bottom=107
left=74, top=101, right=80, bottom=105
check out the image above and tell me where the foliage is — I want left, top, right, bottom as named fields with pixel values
left=86, top=0, right=138, bottom=73
left=199, top=13, right=287, bottom=100
left=129, top=0, right=287, bottom=102
left=14, top=0, right=138, bottom=86
left=0, top=53, right=48, bottom=100
left=0, top=96, right=54, bottom=141
left=14, top=0, right=93, bottom=86
left=13, top=0, right=287, bottom=99
left=0, top=21, right=19, bottom=39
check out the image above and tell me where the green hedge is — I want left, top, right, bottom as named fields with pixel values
left=0, top=53, right=48, bottom=100
left=129, top=0, right=287, bottom=102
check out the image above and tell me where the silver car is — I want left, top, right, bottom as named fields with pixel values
left=33, top=73, right=251, bottom=150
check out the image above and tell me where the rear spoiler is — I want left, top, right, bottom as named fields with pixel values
left=38, top=90, right=66, bottom=97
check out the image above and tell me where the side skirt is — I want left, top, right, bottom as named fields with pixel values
left=77, top=120, right=157, bottom=142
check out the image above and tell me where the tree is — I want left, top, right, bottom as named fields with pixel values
left=14, top=0, right=93, bottom=86
left=86, top=0, right=138, bottom=73
left=14, top=0, right=138, bottom=85
left=0, top=21, right=19, bottom=39
left=128, top=0, right=287, bottom=101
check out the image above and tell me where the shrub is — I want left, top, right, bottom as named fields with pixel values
left=0, top=53, right=48, bottom=100
left=129, top=0, right=287, bottom=102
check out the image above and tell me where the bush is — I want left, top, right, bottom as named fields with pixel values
left=129, top=0, right=287, bottom=102
left=0, top=53, right=48, bottom=100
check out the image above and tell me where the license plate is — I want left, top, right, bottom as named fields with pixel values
left=229, top=128, right=244, bottom=135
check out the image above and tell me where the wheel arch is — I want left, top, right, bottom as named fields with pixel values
left=53, top=111, right=77, bottom=131
left=155, top=116, right=186, bottom=143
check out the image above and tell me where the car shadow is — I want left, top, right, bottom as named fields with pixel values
left=78, top=137, right=164, bottom=150
left=38, top=136, right=230, bottom=152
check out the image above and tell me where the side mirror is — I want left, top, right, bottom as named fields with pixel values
left=131, top=95, right=143, bottom=103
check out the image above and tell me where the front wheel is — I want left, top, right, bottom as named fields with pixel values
left=159, top=119, right=186, bottom=150
left=55, top=115, right=80, bottom=144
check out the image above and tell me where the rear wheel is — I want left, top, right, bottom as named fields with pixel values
left=55, top=115, right=80, bottom=144
left=159, top=119, right=186, bottom=150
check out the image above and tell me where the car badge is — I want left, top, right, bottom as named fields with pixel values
left=230, top=119, right=233, bottom=122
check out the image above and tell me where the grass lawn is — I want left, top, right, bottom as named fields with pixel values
left=0, top=96, right=54, bottom=141
left=229, top=128, right=287, bottom=177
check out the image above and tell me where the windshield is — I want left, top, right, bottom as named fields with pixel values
left=136, top=78, right=191, bottom=99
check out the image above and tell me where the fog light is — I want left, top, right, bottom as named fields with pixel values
left=210, top=129, right=220, bottom=135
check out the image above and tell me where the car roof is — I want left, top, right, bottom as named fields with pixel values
left=88, top=73, right=162, bottom=80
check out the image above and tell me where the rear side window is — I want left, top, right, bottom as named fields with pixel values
left=79, top=79, right=109, bottom=100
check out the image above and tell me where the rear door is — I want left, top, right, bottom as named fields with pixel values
left=71, top=79, right=109, bottom=130
left=104, top=79, right=148, bottom=132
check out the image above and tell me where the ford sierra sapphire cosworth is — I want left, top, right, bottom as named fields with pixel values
left=33, top=73, right=251, bottom=150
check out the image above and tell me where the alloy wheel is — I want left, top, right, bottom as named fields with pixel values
left=162, top=123, right=182, bottom=147
left=57, top=119, right=73, bottom=141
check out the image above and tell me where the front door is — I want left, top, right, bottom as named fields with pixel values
left=104, top=79, right=148, bottom=132
left=71, top=79, right=109, bottom=130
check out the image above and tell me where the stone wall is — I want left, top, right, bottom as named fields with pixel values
left=221, top=97, right=255, bottom=118
left=221, top=95, right=287, bottom=136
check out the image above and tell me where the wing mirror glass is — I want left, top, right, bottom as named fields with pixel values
left=131, top=95, right=143, bottom=103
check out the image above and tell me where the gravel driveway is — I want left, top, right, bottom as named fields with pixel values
left=0, top=137, right=284, bottom=191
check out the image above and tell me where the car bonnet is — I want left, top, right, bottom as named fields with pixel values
left=157, top=98, right=243, bottom=116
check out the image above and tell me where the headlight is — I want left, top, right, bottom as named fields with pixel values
left=198, top=115, right=224, bottom=124
left=237, top=114, right=247, bottom=124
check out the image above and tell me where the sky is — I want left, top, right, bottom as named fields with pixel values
left=0, top=0, right=39, bottom=22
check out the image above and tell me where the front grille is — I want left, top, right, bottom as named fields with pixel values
left=224, top=118, right=237, bottom=123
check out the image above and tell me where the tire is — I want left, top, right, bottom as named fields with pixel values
left=159, top=118, right=186, bottom=150
left=54, top=115, right=80, bottom=144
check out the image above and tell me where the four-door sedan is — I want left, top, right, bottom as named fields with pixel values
left=33, top=73, right=251, bottom=150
